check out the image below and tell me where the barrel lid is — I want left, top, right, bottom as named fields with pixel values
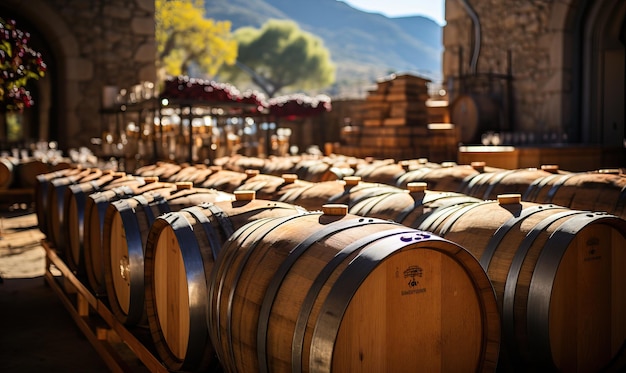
left=343, top=176, right=361, bottom=186
left=235, top=190, right=256, bottom=201
left=541, top=164, right=559, bottom=173
left=407, top=182, right=427, bottom=193
left=322, top=204, right=348, bottom=216
left=144, top=176, right=159, bottom=183
left=175, top=181, right=193, bottom=190
left=497, top=193, right=521, bottom=205
left=471, top=161, right=486, bottom=172
left=282, top=174, right=298, bottom=183
left=245, top=169, right=260, bottom=178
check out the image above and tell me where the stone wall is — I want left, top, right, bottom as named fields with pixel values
left=443, top=0, right=568, bottom=138
left=3, top=0, right=157, bottom=150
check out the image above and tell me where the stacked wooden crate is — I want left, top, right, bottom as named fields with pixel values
left=337, top=73, right=458, bottom=161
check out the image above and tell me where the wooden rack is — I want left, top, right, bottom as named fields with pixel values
left=42, top=240, right=168, bottom=373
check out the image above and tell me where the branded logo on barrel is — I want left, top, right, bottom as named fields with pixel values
left=401, top=265, right=426, bottom=296
left=584, top=237, right=602, bottom=262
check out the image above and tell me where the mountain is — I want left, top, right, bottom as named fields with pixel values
left=203, top=0, right=443, bottom=98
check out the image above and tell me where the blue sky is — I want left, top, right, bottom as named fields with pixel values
left=339, top=0, right=446, bottom=25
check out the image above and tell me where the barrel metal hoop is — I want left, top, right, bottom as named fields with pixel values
left=460, top=172, right=490, bottom=196
left=526, top=213, right=621, bottom=366
left=115, top=199, right=146, bottom=325
left=501, top=209, right=581, bottom=367
left=438, top=200, right=495, bottom=237
left=289, top=227, right=412, bottom=373
left=544, top=173, right=577, bottom=203
left=479, top=205, right=561, bottom=270
left=133, top=195, right=156, bottom=224
left=309, top=232, right=466, bottom=372
left=256, top=218, right=397, bottom=373
left=152, top=193, right=172, bottom=217
left=347, top=189, right=399, bottom=209
left=184, top=205, right=224, bottom=261
left=482, top=170, right=517, bottom=200
left=415, top=201, right=473, bottom=232
left=278, top=183, right=317, bottom=203
left=223, top=214, right=314, bottom=372
left=207, top=217, right=273, bottom=371
left=155, top=212, right=207, bottom=370
left=522, top=174, right=560, bottom=202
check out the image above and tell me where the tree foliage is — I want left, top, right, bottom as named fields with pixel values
left=219, top=19, right=335, bottom=98
left=156, top=0, right=237, bottom=77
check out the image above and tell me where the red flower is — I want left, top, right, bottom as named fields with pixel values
left=0, top=17, right=46, bottom=112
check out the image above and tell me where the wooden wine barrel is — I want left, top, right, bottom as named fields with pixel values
left=289, top=158, right=327, bottom=183
left=233, top=173, right=300, bottom=200
left=277, top=176, right=402, bottom=211
left=134, top=161, right=183, bottom=180
left=459, top=165, right=563, bottom=200
left=46, top=168, right=104, bottom=251
left=34, top=167, right=82, bottom=236
left=523, top=169, right=626, bottom=220
left=349, top=182, right=482, bottom=227
left=396, top=162, right=498, bottom=192
left=82, top=176, right=165, bottom=295
left=63, top=171, right=127, bottom=273
left=208, top=206, right=500, bottom=373
left=102, top=182, right=233, bottom=325
left=15, top=159, right=50, bottom=189
left=200, top=169, right=256, bottom=193
left=353, top=159, right=406, bottom=185
left=143, top=191, right=307, bottom=372
left=0, top=156, right=17, bottom=189
left=225, top=155, right=268, bottom=173
left=260, top=155, right=299, bottom=176
left=417, top=194, right=626, bottom=371
left=166, top=164, right=216, bottom=185
left=449, top=94, right=501, bottom=144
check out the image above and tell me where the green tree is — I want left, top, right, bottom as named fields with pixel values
left=219, top=19, right=335, bottom=98
left=156, top=0, right=237, bottom=77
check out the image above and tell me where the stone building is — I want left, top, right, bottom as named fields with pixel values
left=1, top=0, right=156, bottom=151
left=444, top=0, right=625, bottom=149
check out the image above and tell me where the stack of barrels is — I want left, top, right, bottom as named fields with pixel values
left=35, top=155, right=626, bottom=372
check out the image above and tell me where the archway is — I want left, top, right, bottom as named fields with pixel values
left=570, top=0, right=626, bottom=145
left=0, top=0, right=90, bottom=151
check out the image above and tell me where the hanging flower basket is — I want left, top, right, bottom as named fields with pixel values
left=0, top=17, right=47, bottom=112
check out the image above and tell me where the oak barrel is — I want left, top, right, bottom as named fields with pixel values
left=459, top=166, right=563, bottom=200
left=46, top=168, right=104, bottom=251
left=208, top=207, right=500, bottom=372
left=200, top=169, right=256, bottom=193
left=34, top=166, right=81, bottom=236
left=235, top=173, right=299, bottom=200
left=349, top=182, right=482, bottom=227
left=102, top=182, right=233, bottom=325
left=277, top=176, right=402, bottom=211
left=63, top=171, right=127, bottom=273
left=523, top=169, right=626, bottom=220
left=143, top=192, right=306, bottom=372
left=82, top=176, right=165, bottom=295
left=0, top=156, right=16, bottom=188
left=417, top=194, right=626, bottom=371
left=353, top=159, right=406, bottom=185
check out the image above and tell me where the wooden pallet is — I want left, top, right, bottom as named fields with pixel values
left=42, top=240, right=169, bottom=373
